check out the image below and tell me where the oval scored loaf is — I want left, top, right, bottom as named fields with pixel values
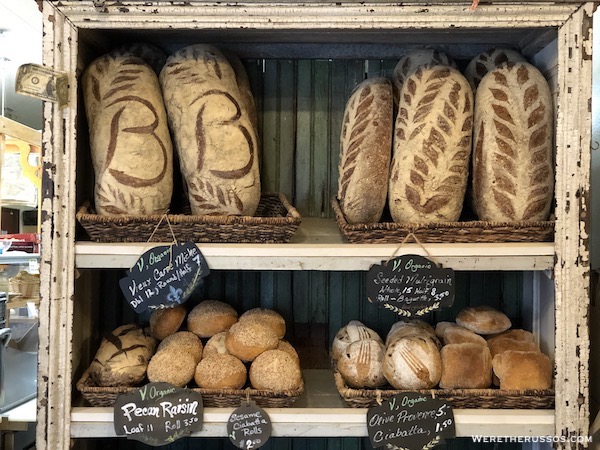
left=337, top=77, right=393, bottom=224
left=389, top=65, right=474, bottom=223
left=472, top=61, right=554, bottom=222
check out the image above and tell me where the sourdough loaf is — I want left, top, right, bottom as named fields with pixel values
left=82, top=54, right=173, bottom=216
left=111, top=43, right=167, bottom=74
left=383, top=335, right=441, bottom=389
left=337, top=77, right=393, bottom=224
left=338, top=339, right=386, bottom=388
left=464, top=48, right=527, bottom=91
left=389, top=65, right=473, bottom=223
left=472, top=62, right=554, bottom=222
left=160, top=44, right=261, bottom=216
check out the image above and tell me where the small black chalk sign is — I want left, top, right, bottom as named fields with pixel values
left=227, top=401, right=272, bottom=449
left=119, top=241, right=209, bottom=313
left=113, top=382, right=203, bottom=447
left=367, top=255, right=454, bottom=318
left=367, top=393, right=455, bottom=450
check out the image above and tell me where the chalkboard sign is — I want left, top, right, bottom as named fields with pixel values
left=114, top=382, right=204, bottom=447
left=366, top=255, right=454, bottom=317
left=227, top=401, right=272, bottom=449
left=367, top=393, right=455, bottom=450
left=119, top=241, right=209, bottom=313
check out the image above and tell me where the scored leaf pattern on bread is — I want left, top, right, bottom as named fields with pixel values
left=96, top=181, right=148, bottom=215
left=465, top=48, right=527, bottom=91
left=188, top=178, right=244, bottom=214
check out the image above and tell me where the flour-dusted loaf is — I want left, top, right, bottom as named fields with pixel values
left=472, top=62, right=554, bottom=222
left=392, top=49, right=456, bottom=105
left=389, top=66, right=474, bottom=223
left=331, top=320, right=383, bottom=361
left=160, top=44, right=261, bottom=216
left=383, top=335, right=442, bottom=390
left=338, top=339, right=387, bottom=388
left=464, top=48, right=527, bottom=91
left=337, top=77, right=393, bottom=224
left=110, top=43, right=168, bottom=74
left=88, top=324, right=157, bottom=387
left=83, top=54, right=173, bottom=216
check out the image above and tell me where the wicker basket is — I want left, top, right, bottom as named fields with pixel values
left=76, top=368, right=304, bottom=408
left=332, top=198, right=554, bottom=244
left=334, top=370, right=554, bottom=409
left=9, top=274, right=40, bottom=298
left=76, top=193, right=302, bottom=243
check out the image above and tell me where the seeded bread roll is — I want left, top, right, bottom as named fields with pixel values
left=239, top=308, right=286, bottom=339
left=89, top=324, right=157, bottom=387
left=203, top=331, right=230, bottom=357
left=149, top=305, right=186, bottom=340
left=82, top=53, right=173, bottom=216
left=160, top=44, right=260, bottom=216
left=442, top=325, right=487, bottom=346
left=187, top=300, right=238, bottom=338
left=147, top=350, right=196, bottom=387
left=225, top=319, right=279, bottom=362
left=156, top=331, right=203, bottom=364
left=455, top=305, right=511, bottom=335
left=277, top=340, right=300, bottom=363
left=389, top=65, right=473, bottom=223
left=383, top=335, right=441, bottom=390
left=337, top=77, right=393, bottom=224
left=331, top=320, right=383, bottom=361
left=492, top=350, right=552, bottom=390
left=439, top=343, right=492, bottom=389
left=249, top=350, right=302, bottom=391
left=464, top=48, right=527, bottom=91
left=472, top=61, right=553, bottom=222
left=338, top=339, right=387, bottom=388
left=195, top=354, right=247, bottom=389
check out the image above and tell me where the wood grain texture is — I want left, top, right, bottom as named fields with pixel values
left=464, top=48, right=527, bottom=91
left=472, top=61, right=553, bottom=222
left=389, top=65, right=473, bottom=223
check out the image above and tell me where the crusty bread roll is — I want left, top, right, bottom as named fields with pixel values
left=331, top=320, right=383, bottom=361
left=487, top=328, right=536, bottom=344
left=147, top=350, right=196, bottom=387
left=392, top=49, right=456, bottom=105
left=239, top=308, right=286, bottom=339
left=386, top=320, right=436, bottom=346
left=187, top=300, right=238, bottom=338
left=82, top=53, right=173, bottom=216
left=492, top=350, right=552, bottom=390
left=390, top=65, right=473, bottom=223
left=89, top=324, right=157, bottom=387
left=455, top=305, right=511, bottom=335
left=194, top=354, right=247, bottom=389
left=472, top=61, right=553, bottom=222
left=160, top=44, right=260, bottom=216
left=434, top=321, right=455, bottom=339
left=383, top=336, right=441, bottom=389
left=337, top=77, right=393, bottom=224
left=149, top=305, right=186, bottom=340
left=226, top=320, right=279, bottom=362
left=442, top=324, right=487, bottom=346
left=338, top=339, right=386, bottom=388
left=277, top=340, right=300, bottom=363
left=203, top=331, right=230, bottom=357
left=488, top=337, right=539, bottom=358
left=249, top=350, right=302, bottom=391
left=156, top=331, right=203, bottom=364
left=439, top=343, right=492, bottom=389
left=464, top=48, right=527, bottom=91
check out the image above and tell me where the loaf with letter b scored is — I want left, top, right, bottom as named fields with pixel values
left=389, top=65, right=473, bottom=223
left=472, top=61, right=553, bottom=222
left=160, top=44, right=261, bottom=216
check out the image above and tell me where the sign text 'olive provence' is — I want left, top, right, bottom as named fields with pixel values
left=367, top=255, right=454, bottom=317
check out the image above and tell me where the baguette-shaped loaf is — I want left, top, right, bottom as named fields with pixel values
left=389, top=66, right=473, bottom=223
left=82, top=54, right=173, bottom=216
left=160, top=44, right=260, bottom=216
left=464, top=48, right=526, bottom=91
left=337, top=77, right=392, bottom=224
left=472, top=62, right=553, bottom=222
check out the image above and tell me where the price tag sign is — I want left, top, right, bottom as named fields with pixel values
left=367, top=393, right=455, bottom=450
left=119, top=241, right=209, bottom=313
left=114, top=382, right=203, bottom=446
left=366, top=255, right=454, bottom=317
left=227, top=401, right=272, bottom=449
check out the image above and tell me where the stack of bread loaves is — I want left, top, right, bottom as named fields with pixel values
left=88, top=301, right=302, bottom=393
left=333, top=305, right=552, bottom=392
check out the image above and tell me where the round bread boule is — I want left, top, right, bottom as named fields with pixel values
left=203, top=331, right=230, bottom=357
left=149, top=305, right=186, bottom=340
left=383, top=335, right=441, bottom=390
left=331, top=320, right=383, bottom=361
left=147, top=350, right=196, bottom=387
left=239, top=308, right=286, bottom=339
left=250, top=349, right=302, bottom=391
left=157, top=331, right=203, bottom=363
left=338, top=339, right=386, bottom=388
left=194, top=354, right=247, bottom=389
left=455, top=305, right=511, bottom=335
left=187, top=300, right=238, bottom=338
left=226, top=319, right=279, bottom=362
left=276, top=340, right=300, bottom=363
left=386, top=320, right=436, bottom=346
